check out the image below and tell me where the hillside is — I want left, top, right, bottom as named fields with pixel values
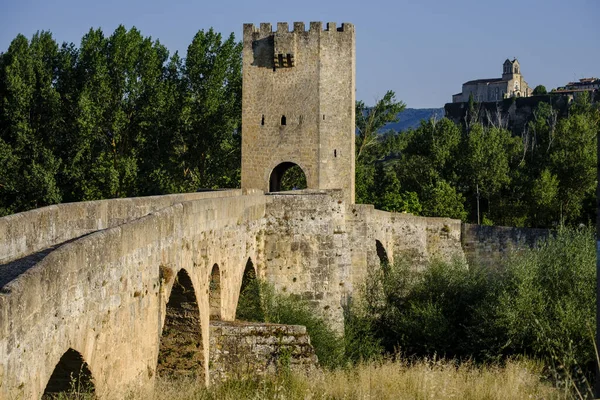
left=382, top=108, right=444, bottom=132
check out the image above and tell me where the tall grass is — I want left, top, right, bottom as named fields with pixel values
left=132, top=358, right=561, bottom=400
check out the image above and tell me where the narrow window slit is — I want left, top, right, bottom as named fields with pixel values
left=334, top=149, right=337, bottom=157
left=261, top=115, right=265, bottom=125
left=281, top=115, right=286, bottom=125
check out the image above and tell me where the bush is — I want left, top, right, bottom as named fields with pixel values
left=497, top=227, right=596, bottom=385
left=353, top=227, right=596, bottom=392
left=357, top=256, right=503, bottom=361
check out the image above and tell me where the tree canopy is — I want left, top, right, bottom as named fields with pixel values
left=0, top=26, right=242, bottom=216
left=1, top=28, right=597, bottom=229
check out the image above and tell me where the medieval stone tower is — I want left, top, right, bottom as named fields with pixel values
left=241, top=22, right=356, bottom=204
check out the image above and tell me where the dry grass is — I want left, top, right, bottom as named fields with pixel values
left=131, top=358, right=564, bottom=400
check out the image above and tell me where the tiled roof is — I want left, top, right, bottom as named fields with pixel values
left=463, top=78, right=503, bottom=85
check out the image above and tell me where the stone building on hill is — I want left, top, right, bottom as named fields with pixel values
left=452, top=58, right=531, bottom=103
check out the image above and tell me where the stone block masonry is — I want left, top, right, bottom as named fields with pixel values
left=208, top=321, right=317, bottom=383
left=461, top=223, right=549, bottom=268
left=241, top=22, right=355, bottom=204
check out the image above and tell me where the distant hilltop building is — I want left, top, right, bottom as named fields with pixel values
left=452, top=59, right=531, bottom=103
left=552, top=77, right=599, bottom=98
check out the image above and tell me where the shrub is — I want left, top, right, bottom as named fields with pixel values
left=353, top=227, right=596, bottom=394
left=497, top=226, right=596, bottom=386
left=357, top=257, right=503, bottom=361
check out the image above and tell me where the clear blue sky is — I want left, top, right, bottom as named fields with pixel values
left=1, top=0, right=598, bottom=108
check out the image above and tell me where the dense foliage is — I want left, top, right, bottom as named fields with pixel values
left=349, top=227, right=596, bottom=390
left=0, top=27, right=241, bottom=216
left=359, top=92, right=599, bottom=228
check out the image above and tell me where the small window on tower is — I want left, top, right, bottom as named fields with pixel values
left=281, top=115, right=286, bottom=126
left=261, top=115, right=265, bottom=126
left=334, top=149, right=337, bottom=157
left=323, top=115, right=326, bottom=120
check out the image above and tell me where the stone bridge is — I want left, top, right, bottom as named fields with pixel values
left=0, top=188, right=548, bottom=399
left=0, top=19, right=550, bottom=398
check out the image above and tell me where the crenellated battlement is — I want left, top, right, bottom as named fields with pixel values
left=243, top=21, right=354, bottom=37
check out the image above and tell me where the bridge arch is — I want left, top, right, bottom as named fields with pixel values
left=209, top=264, right=222, bottom=320
left=235, top=258, right=263, bottom=321
left=157, top=268, right=203, bottom=380
left=269, top=162, right=308, bottom=192
left=43, top=348, right=95, bottom=398
left=375, top=239, right=390, bottom=272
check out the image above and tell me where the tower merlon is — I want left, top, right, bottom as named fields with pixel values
left=293, top=22, right=305, bottom=32
left=243, top=22, right=353, bottom=36
left=260, top=23, right=272, bottom=35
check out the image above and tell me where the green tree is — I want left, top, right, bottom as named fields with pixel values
left=461, top=125, right=523, bottom=222
left=355, top=91, right=406, bottom=205
left=355, top=90, right=406, bottom=162
left=549, top=112, right=597, bottom=224
left=421, top=180, right=467, bottom=220
left=0, top=32, right=62, bottom=215
left=532, top=85, right=547, bottom=95
left=372, top=164, right=421, bottom=214
left=393, top=118, right=465, bottom=219
left=173, top=28, right=242, bottom=191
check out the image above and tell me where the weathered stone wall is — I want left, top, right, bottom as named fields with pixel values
left=241, top=22, right=355, bottom=204
left=346, top=204, right=464, bottom=298
left=261, top=190, right=351, bottom=332
left=208, top=321, right=317, bottom=383
left=262, top=192, right=464, bottom=333
left=461, top=223, right=549, bottom=268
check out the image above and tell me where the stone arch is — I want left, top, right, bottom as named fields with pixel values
left=42, top=348, right=95, bottom=398
left=375, top=240, right=390, bottom=271
left=235, top=258, right=263, bottom=321
left=269, top=162, right=308, bottom=192
left=157, top=268, right=203, bottom=380
left=209, top=264, right=221, bottom=320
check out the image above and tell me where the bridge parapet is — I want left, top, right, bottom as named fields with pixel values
left=0, top=190, right=245, bottom=265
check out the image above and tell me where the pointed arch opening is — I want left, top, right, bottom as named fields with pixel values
left=157, top=269, right=203, bottom=381
left=376, top=240, right=390, bottom=272
left=42, top=348, right=95, bottom=398
left=269, top=162, right=307, bottom=192
left=235, top=258, right=264, bottom=321
left=209, top=264, right=222, bottom=320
